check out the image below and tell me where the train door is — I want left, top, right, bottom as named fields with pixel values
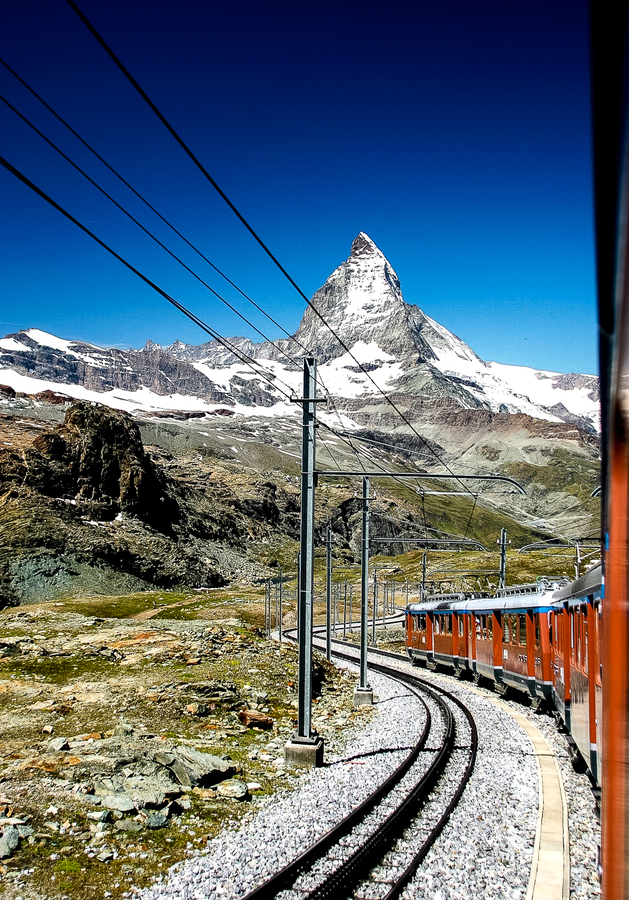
left=526, top=609, right=536, bottom=697
left=569, top=603, right=590, bottom=770
left=587, top=597, right=601, bottom=784
left=493, top=611, right=503, bottom=688
left=426, top=612, right=434, bottom=667
left=468, top=613, right=476, bottom=671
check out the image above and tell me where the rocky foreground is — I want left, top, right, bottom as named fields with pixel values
left=0, top=593, right=375, bottom=900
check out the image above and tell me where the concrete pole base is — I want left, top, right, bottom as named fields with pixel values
left=353, top=686, right=374, bottom=706
left=284, top=736, right=324, bottom=769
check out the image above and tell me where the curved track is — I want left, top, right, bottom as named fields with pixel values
left=242, top=630, right=477, bottom=900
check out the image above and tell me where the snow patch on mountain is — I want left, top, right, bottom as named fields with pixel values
left=0, top=367, right=300, bottom=421
left=429, top=336, right=599, bottom=426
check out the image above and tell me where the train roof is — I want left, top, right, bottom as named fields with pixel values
left=407, top=596, right=467, bottom=613
left=466, top=592, right=562, bottom=612
left=496, top=577, right=570, bottom=598
left=406, top=582, right=565, bottom=614
left=405, top=590, right=492, bottom=613
left=553, top=563, right=603, bottom=602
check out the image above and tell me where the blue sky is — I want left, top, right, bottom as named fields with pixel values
left=1, top=0, right=596, bottom=374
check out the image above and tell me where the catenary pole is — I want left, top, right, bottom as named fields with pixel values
left=354, top=476, right=373, bottom=704
left=296, top=358, right=317, bottom=739
left=326, top=525, right=332, bottom=661
left=499, top=528, right=508, bottom=589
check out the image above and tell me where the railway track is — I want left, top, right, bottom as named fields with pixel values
left=242, top=631, right=477, bottom=900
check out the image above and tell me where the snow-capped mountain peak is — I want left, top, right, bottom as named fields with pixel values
left=0, top=234, right=599, bottom=432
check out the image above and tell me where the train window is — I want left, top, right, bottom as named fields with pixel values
left=434, top=616, right=440, bottom=635
left=475, top=615, right=481, bottom=638
left=535, top=616, right=541, bottom=649
left=458, top=616, right=464, bottom=637
left=510, top=615, right=517, bottom=645
left=487, top=615, right=493, bottom=639
left=518, top=614, right=527, bottom=646
left=570, top=611, right=575, bottom=659
left=503, top=616, right=510, bottom=642
left=584, top=621, right=589, bottom=675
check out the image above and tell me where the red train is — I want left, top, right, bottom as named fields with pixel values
left=406, top=564, right=603, bottom=783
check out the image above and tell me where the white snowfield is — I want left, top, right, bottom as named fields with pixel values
left=429, top=334, right=599, bottom=426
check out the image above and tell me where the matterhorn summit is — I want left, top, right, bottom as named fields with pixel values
left=292, top=233, right=484, bottom=377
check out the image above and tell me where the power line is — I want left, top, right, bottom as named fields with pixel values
left=0, top=155, right=295, bottom=403
left=0, top=91, right=305, bottom=391
left=1, top=56, right=373, bottom=476
left=0, top=57, right=309, bottom=357
left=63, top=0, right=479, bottom=501
left=2, top=58, right=373, bottom=454
left=326, top=427, right=433, bottom=462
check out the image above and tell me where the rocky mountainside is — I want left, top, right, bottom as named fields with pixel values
left=0, top=403, right=303, bottom=606
left=0, top=400, right=570, bottom=606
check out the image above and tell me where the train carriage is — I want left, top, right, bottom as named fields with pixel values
left=495, top=580, right=564, bottom=703
left=406, top=591, right=492, bottom=678
left=406, top=594, right=469, bottom=675
left=406, top=580, right=566, bottom=704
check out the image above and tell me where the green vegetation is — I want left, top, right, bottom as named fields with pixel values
left=502, top=449, right=600, bottom=501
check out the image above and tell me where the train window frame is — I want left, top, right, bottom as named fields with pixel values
left=518, top=614, right=527, bottom=647
left=487, top=615, right=493, bottom=639
left=510, top=614, right=517, bottom=645
left=570, top=610, right=575, bottom=661
left=503, top=615, right=510, bottom=643
left=584, top=619, right=589, bottom=675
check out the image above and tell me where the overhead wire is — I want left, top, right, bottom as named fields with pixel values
left=0, top=91, right=379, bottom=482
left=63, top=0, right=480, bottom=502
left=0, top=154, right=409, bottom=491
left=0, top=57, right=311, bottom=357
left=0, top=155, right=298, bottom=403
left=1, top=56, right=376, bottom=481
left=0, top=94, right=305, bottom=396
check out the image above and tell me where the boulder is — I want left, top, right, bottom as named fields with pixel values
left=238, top=709, right=274, bottom=730
left=168, top=746, right=235, bottom=788
left=100, top=794, right=135, bottom=812
left=0, top=825, right=20, bottom=858
left=216, top=780, right=249, bottom=801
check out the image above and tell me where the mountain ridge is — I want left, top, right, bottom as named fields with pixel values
left=0, top=234, right=599, bottom=434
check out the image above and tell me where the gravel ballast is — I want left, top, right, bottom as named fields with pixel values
left=133, top=652, right=600, bottom=900
left=136, top=667, right=426, bottom=899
